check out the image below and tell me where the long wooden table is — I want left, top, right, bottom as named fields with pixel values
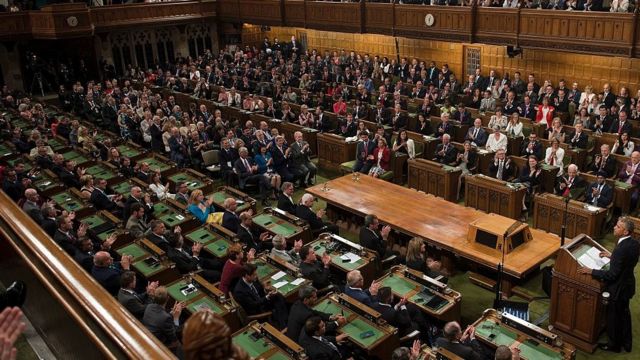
left=307, top=175, right=560, bottom=283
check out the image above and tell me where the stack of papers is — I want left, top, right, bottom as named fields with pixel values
left=291, top=278, right=305, bottom=286
left=271, top=271, right=286, bottom=280
left=175, top=214, right=185, bottom=221
left=340, top=252, right=362, bottom=263
left=578, top=247, right=610, bottom=270
left=273, top=281, right=288, bottom=289
left=585, top=205, right=602, bottom=212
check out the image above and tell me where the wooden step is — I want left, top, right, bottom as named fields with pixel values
left=468, top=271, right=497, bottom=291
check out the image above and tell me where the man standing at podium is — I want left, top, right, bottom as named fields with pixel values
left=579, top=217, right=640, bottom=353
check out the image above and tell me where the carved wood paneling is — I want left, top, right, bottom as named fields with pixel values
left=284, top=0, right=305, bottom=27
left=0, top=12, right=31, bottom=40
left=365, top=3, right=394, bottom=36
left=474, top=8, right=518, bottom=45
left=394, top=6, right=472, bottom=43
left=217, top=0, right=240, bottom=21
left=238, top=0, right=282, bottom=26
left=305, top=2, right=361, bottom=34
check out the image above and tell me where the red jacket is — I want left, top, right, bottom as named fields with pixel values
left=535, top=105, right=555, bottom=127
left=372, top=146, right=391, bottom=171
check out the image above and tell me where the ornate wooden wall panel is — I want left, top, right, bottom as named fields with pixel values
left=217, top=0, right=240, bottom=22
left=474, top=8, right=518, bottom=45
left=518, top=10, right=634, bottom=57
left=0, top=12, right=32, bottom=40
left=305, top=2, right=361, bottom=33
left=364, top=3, right=394, bottom=36
left=283, top=0, right=306, bottom=27
left=238, top=0, right=282, bottom=26
left=394, top=6, right=472, bottom=43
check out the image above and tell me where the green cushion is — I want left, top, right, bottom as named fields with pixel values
left=340, top=160, right=357, bottom=174
left=380, top=170, right=394, bottom=181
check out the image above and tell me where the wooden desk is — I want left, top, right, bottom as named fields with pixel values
left=79, top=210, right=132, bottom=249
left=465, top=174, right=527, bottom=220
left=317, top=132, right=357, bottom=171
left=183, top=223, right=237, bottom=260
left=166, top=275, right=241, bottom=331
left=407, top=158, right=461, bottom=202
left=312, top=293, right=399, bottom=360
left=166, top=168, right=214, bottom=194
left=307, top=175, right=560, bottom=286
left=49, top=189, right=94, bottom=218
left=308, top=233, right=378, bottom=285
left=153, top=201, right=200, bottom=233
left=253, top=254, right=311, bottom=303
left=473, top=309, right=576, bottom=359
left=232, top=321, right=306, bottom=359
left=116, top=239, right=181, bottom=285
left=510, top=156, right=560, bottom=193
left=32, top=169, right=65, bottom=197
left=581, top=172, right=633, bottom=214
left=533, top=193, right=607, bottom=239
left=206, top=186, right=256, bottom=215
left=377, top=266, right=461, bottom=323
left=253, top=207, right=312, bottom=245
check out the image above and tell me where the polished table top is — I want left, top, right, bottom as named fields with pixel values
left=307, top=175, right=560, bottom=278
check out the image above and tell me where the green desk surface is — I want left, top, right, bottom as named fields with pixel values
left=111, top=181, right=132, bottom=195
left=341, top=318, right=384, bottom=348
left=185, top=228, right=218, bottom=244
left=116, top=145, right=143, bottom=158
left=116, top=243, right=148, bottom=261
left=408, top=289, right=450, bottom=311
left=233, top=330, right=272, bottom=359
left=209, top=191, right=251, bottom=212
left=33, top=178, right=57, bottom=192
left=62, top=151, right=89, bottom=164
left=85, top=165, right=117, bottom=180
left=313, top=299, right=353, bottom=319
left=312, top=242, right=365, bottom=271
left=253, top=214, right=298, bottom=237
left=0, top=144, right=12, bottom=157
left=475, top=320, right=519, bottom=347
left=82, top=214, right=106, bottom=229
left=204, top=239, right=231, bottom=258
left=167, top=280, right=201, bottom=303
left=254, top=260, right=277, bottom=280
left=264, top=272, right=303, bottom=297
left=50, top=192, right=84, bottom=211
left=97, top=228, right=117, bottom=241
left=266, top=351, right=291, bottom=360
left=518, top=339, right=563, bottom=360
left=380, top=275, right=418, bottom=297
left=615, top=181, right=632, bottom=189
left=138, top=157, right=171, bottom=172
left=168, top=173, right=203, bottom=190
left=6, top=158, right=32, bottom=172
left=187, top=297, right=224, bottom=315
left=133, top=259, right=165, bottom=277
left=48, top=138, right=66, bottom=151
left=158, top=211, right=188, bottom=227
left=153, top=202, right=172, bottom=214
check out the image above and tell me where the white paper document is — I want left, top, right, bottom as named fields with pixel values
left=291, top=278, right=305, bottom=286
left=273, top=281, right=288, bottom=289
left=340, top=252, right=362, bottom=263
left=578, top=247, right=610, bottom=270
left=271, top=271, right=286, bottom=280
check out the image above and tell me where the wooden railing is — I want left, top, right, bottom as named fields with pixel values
left=0, top=191, right=175, bottom=359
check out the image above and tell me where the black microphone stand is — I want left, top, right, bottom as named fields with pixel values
left=493, top=230, right=509, bottom=309
left=560, top=192, right=571, bottom=246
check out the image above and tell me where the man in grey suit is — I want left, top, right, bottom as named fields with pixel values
left=270, top=235, right=302, bottom=266
left=289, top=131, right=317, bottom=187
left=22, top=188, right=43, bottom=224
left=118, top=271, right=158, bottom=320
left=125, top=203, right=148, bottom=239
left=143, top=286, right=185, bottom=354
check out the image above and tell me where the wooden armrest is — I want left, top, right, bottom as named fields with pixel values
left=381, top=255, right=398, bottom=265
left=247, top=311, right=272, bottom=321
left=399, top=330, right=421, bottom=343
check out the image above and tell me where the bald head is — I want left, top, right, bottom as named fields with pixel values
left=93, top=251, right=112, bottom=267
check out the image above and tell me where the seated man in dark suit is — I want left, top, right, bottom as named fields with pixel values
left=286, top=286, right=346, bottom=341
left=123, top=186, right=154, bottom=223
left=353, top=131, right=377, bottom=174
left=53, top=214, right=86, bottom=257
left=237, top=211, right=272, bottom=252
left=296, top=193, right=339, bottom=235
left=452, top=103, right=473, bottom=126
left=232, top=263, right=289, bottom=329
left=433, top=134, right=458, bottom=165
left=167, top=235, right=222, bottom=283
left=118, top=271, right=158, bottom=320
left=555, top=164, right=587, bottom=198
left=520, top=133, right=544, bottom=160
left=147, top=220, right=179, bottom=252
left=125, top=203, right=149, bottom=239
left=90, top=178, right=123, bottom=215
left=135, top=162, right=152, bottom=183
left=58, top=160, right=83, bottom=189
left=173, top=182, right=190, bottom=205
left=360, top=214, right=398, bottom=262
left=299, top=245, right=332, bottom=290
left=299, top=316, right=351, bottom=360
left=567, top=122, right=588, bottom=149
left=465, top=119, right=488, bottom=148
left=277, top=182, right=297, bottom=214
left=219, top=138, right=239, bottom=184
left=344, top=270, right=380, bottom=308
left=221, top=197, right=241, bottom=233
left=585, top=171, right=614, bottom=208
left=40, top=205, right=58, bottom=237
left=142, top=286, right=184, bottom=355
left=234, top=146, right=272, bottom=206
left=488, top=149, right=514, bottom=181
left=91, top=251, right=133, bottom=296
left=435, top=321, right=487, bottom=360
left=374, top=287, right=431, bottom=343
left=590, top=144, right=617, bottom=178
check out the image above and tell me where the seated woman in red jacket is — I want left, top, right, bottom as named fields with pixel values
left=219, top=244, right=255, bottom=295
left=368, top=138, right=391, bottom=178
left=535, top=97, right=555, bottom=128
left=332, top=97, right=347, bottom=116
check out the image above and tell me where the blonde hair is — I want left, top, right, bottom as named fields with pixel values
left=406, top=237, right=425, bottom=264
left=189, top=189, right=202, bottom=205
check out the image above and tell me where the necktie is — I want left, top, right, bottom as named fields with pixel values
left=619, top=122, right=624, bottom=135
left=243, top=158, right=251, bottom=172
left=497, top=161, right=504, bottom=179
left=364, top=141, right=369, bottom=155
left=249, top=283, right=259, bottom=296
left=473, top=128, right=479, bottom=139
left=320, top=337, right=338, bottom=352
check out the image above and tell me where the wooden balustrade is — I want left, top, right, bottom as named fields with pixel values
left=0, top=191, right=176, bottom=359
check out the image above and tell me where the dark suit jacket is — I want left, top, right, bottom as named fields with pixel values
left=433, top=143, right=458, bottom=165
left=567, top=131, right=588, bottom=149
left=142, top=303, right=178, bottom=347
left=592, top=237, right=640, bottom=301
left=90, top=188, right=117, bottom=212
left=299, top=260, right=331, bottom=289
left=434, top=338, right=485, bottom=360
left=488, top=159, right=515, bottom=181
left=232, top=278, right=271, bottom=315
left=123, top=195, right=153, bottom=223
left=236, top=224, right=262, bottom=251
left=359, top=227, right=386, bottom=259
left=590, top=155, right=617, bottom=178
left=277, top=193, right=297, bottom=214
left=373, top=303, right=413, bottom=334
left=299, top=330, right=341, bottom=360
left=520, top=140, right=544, bottom=160
left=554, top=176, right=587, bottom=197
left=296, top=205, right=324, bottom=231
left=91, top=265, right=122, bottom=296
left=222, top=210, right=240, bottom=233
left=584, top=182, right=613, bottom=208
left=41, top=217, right=57, bottom=237
left=147, top=232, right=172, bottom=251
left=167, top=247, right=201, bottom=274
left=219, top=148, right=239, bottom=172
left=465, top=127, right=488, bottom=147
left=609, top=120, right=633, bottom=135
left=59, top=169, right=81, bottom=189
left=286, top=300, right=335, bottom=341
left=602, top=92, right=616, bottom=109
left=344, top=286, right=377, bottom=308
left=118, top=288, right=149, bottom=320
